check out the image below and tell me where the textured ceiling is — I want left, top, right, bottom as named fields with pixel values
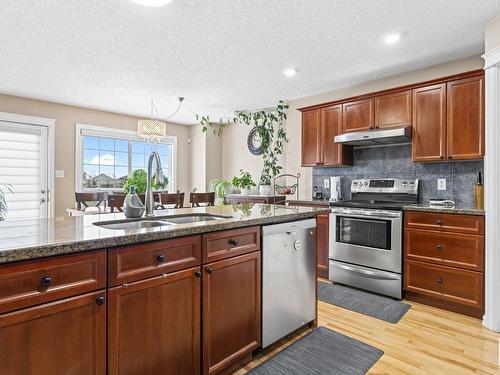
left=0, top=0, right=499, bottom=124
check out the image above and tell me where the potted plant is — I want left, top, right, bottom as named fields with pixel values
left=209, top=178, right=231, bottom=205
left=123, top=169, right=169, bottom=194
left=259, top=173, right=273, bottom=196
left=0, top=184, right=12, bottom=221
left=231, top=170, right=256, bottom=195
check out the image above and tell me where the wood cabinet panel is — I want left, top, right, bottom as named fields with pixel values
left=0, top=291, right=106, bottom=375
left=375, top=90, right=412, bottom=129
left=405, top=228, right=484, bottom=271
left=321, top=105, right=352, bottom=166
left=404, top=260, right=483, bottom=309
left=316, top=214, right=329, bottom=279
left=203, top=252, right=261, bottom=375
left=108, top=267, right=201, bottom=375
left=108, top=236, right=201, bottom=286
left=342, top=98, right=374, bottom=133
left=446, top=75, right=484, bottom=160
left=412, top=84, right=447, bottom=161
left=404, top=211, right=484, bottom=235
left=301, top=109, right=321, bottom=166
left=0, top=250, right=106, bottom=314
left=202, top=226, right=260, bottom=263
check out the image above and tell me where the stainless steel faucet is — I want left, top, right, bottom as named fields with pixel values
left=145, top=151, right=163, bottom=217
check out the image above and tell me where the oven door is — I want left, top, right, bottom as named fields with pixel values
left=329, top=208, right=402, bottom=273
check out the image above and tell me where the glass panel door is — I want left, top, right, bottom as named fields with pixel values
left=336, top=216, right=391, bottom=250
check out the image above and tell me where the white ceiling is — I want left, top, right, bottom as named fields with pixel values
left=0, top=0, right=499, bottom=124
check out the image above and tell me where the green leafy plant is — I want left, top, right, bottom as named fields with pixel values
left=123, top=169, right=169, bottom=194
left=196, top=100, right=289, bottom=186
left=231, top=170, right=256, bottom=190
left=0, top=184, right=13, bottom=221
left=208, top=178, right=231, bottom=199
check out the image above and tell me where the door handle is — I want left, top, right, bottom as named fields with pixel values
left=40, top=198, right=46, bottom=204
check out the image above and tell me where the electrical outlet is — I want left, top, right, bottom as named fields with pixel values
left=55, top=170, right=65, bottom=178
left=324, top=179, right=330, bottom=189
left=437, top=178, right=446, bottom=191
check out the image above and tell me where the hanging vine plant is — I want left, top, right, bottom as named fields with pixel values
left=195, top=100, right=289, bottom=186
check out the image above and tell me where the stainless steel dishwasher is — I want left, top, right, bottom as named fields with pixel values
left=262, top=218, right=316, bottom=348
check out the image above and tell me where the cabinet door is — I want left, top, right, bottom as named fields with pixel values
left=301, top=109, right=321, bottom=166
left=316, top=214, right=329, bottom=279
left=375, top=90, right=412, bottom=129
left=321, top=105, right=352, bottom=166
left=0, top=291, right=106, bottom=375
left=342, top=98, right=374, bottom=133
left=446, top=75, right=484, bottom=160
left=412, top=84, right=447, bottom=161
left=203, top=252, right=261, bottom=375
left=108, top=267, right=201, bottom=375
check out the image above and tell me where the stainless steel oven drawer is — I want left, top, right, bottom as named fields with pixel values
left=329, top=260, right=402, bottom=299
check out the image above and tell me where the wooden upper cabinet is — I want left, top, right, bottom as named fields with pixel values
left=375, top=90, right=412, bottom=129
left=301, top=109, right=321, bottom=166
left=342, top=98, right=374, bottom=133
left=0, top=291, right=106, bottom=375
left=412, top=84, right=447, bottom=162
left=203, top=252, right=261, bottom=375
left=446, top=75, right=484, bottom=160
left=108, top=267, right=201, bottom=375
left=321, top=105, right=352, bottom=166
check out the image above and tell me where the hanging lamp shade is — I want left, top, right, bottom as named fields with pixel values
left=137, top=118, right=167, bottom=144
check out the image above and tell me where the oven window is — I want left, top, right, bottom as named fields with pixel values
left=336, top=216, right=391, bottom=250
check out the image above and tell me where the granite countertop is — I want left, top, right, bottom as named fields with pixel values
left=0, top=204, right=330, bottom=264
left=225, top=193, right=285, bottom=198
left=402, top=204, right=485, bottom=216
left=285, top=199, right=330, bottom=207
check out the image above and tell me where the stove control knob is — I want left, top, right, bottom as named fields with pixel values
left=353, top=182, right=358, bottom=186
left=409, top=182, right=415, bottom=187
left=402, top=181, right=408, bottom=187
left=364, top=182, right=368, bottom=186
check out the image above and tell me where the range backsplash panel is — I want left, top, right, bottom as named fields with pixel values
left=313, top=144, right=484, bottom=206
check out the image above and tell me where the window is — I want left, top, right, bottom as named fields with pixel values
left=76, top=125, right=176, bottom=192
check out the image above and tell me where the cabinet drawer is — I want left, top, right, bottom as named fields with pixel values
left=203, top=226, right=260, bottom=263
left=404, top=211, right=484, bottom=235
left=405, top=229, right=484, bottom=271
left=0, top=251, right=106, bottom=314
left=404, top=260, right=483, bottom=309
left=108, top=236, right=201, bottom=286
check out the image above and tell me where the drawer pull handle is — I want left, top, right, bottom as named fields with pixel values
left=157, top=254, right=165, bottom=263
left=229, top=239, right=239, bottom=246
left=194, top=271, right=202, bottom=278
left=96, top=296, right=105, bottom=305
left=437, top=245, right=443, bottom=250
left=436, top=220, right=443, bottom=225
left=40, top=277, right=52, bottom=288
left=437, top=278, right=443, bottom=284
left=207, top=267, right=214, bottom=275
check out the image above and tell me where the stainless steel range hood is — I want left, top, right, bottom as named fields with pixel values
left=334, top=126, right=412, bottom=146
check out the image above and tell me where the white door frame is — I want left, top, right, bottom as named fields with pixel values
left=0, top=112, right=55, bottom=218
left=482, top=47, right=500, bottom=332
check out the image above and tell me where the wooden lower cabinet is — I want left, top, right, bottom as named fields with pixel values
left=0, top=291, right=106, bottom=375
left=108, top=267, right=201, bottom=375
left=203, top=252, right=261, bottom=375
left=316, top=214, right=329, bottom=279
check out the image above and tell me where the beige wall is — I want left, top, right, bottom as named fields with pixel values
left=486, top=13, right=500, bottom=53
left=219, top=55, right=484, bottom=200
left=0, top=94, right=191, bottom=217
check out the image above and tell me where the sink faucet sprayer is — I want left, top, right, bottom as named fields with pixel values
left=145, top=151, right=163, bottom=217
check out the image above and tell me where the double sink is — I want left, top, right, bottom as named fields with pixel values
left=94, top=213, right=231, bottom=230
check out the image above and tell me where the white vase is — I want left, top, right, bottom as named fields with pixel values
left=241, top=188, right=252, bottom=195
left=259, top=185, right=272, bottom=196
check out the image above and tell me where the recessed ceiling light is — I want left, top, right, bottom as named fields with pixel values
left=282, top=68, right=298, bottom=77
left=127, top=0, right=174, bottom=7
left=382, top=32, right=403, bottom=45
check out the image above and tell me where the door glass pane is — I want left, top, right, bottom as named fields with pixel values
left=336, top=217, right=391, bottom=250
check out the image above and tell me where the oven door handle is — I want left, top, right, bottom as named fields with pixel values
left=331, top=262, right=400, bottom=280
left=331, top=212, right=401, bottom=221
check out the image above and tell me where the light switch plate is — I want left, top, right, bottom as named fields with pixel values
left=324, top=179, right=329, bottom=189
left=55, top=170, right=65, bottom=178
left=437, top=178, right=446, bottom=190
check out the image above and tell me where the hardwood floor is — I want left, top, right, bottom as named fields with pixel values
left=234, top=298, right=500, bottom=374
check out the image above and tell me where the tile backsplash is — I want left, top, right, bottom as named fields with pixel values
left=313, top=144, right=483, bottom=206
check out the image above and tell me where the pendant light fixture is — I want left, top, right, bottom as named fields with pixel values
left=137, top=97, right=184, bottom=144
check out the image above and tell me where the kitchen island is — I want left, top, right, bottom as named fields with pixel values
left=0, top=204, right=328, bottom=375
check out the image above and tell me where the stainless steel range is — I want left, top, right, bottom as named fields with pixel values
left=329, top=178, right=419, bottom=299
